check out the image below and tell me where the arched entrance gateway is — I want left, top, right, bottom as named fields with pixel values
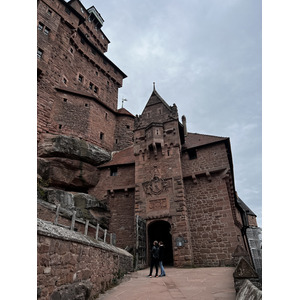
left=148, top=220, right=173, bottom=265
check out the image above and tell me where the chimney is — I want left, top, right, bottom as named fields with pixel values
left=182, top=115, right=187, bottom=136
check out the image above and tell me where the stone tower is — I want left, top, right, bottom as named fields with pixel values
left=133, top=85, right=193, bottom=267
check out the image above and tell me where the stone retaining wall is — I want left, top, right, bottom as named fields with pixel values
left=37, top=219, right=133, bottom=299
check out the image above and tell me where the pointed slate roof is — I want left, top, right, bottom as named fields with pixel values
left=236, top=196, right=257, bottom=216
left=142, top=88, right=173, bottom=115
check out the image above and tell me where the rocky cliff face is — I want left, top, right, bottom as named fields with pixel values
left=37, top=133, right=112, bottom=227
left=37, top=134, right=111, bottom=191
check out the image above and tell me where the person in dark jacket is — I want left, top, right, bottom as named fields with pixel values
left=158, top=241, right=166, bottom=277
left=147, top=240, right=159, bottom=278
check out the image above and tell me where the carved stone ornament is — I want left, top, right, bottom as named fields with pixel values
left=143, top=176, right=169, bottom=195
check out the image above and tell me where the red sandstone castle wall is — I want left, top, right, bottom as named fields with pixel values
left=106, top=190, right=135, bottom=251
left=184, top=176, right=244, bottom=267
left=181, top=142, right=230, bottom=177
left=37, top=0, right=125, bottom=151
left=113, top=115, right=135, bottom=151
left=91, top=164, right=135, bottom=201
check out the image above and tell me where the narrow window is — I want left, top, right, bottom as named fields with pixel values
left=94, top=86, right=98, bottom=93
left=89, top=82, right=93, bottom=90
left=115, top=139, right=118, bottom=144
left=167, top=150, right=170, bottom=156
left=78, top=74, right=83, bottom=82
left=63, top=98, right=67, bottom=102
left=105, top=113, right=108, bottom=120
left=58, top=124, right=62, bottom=129
left=95, top=71, right=98, bottom=76
left=188, top=149, right=197, bottom=160
left=38, top=22, right=44, bottom=31
left=37, top=48, right=43, bottom=59
left=47, top=9, right=52, bottom=16
left=85, top=103, right=88, bottom=107
left=110, top=166, right=118, bottom=176
left=70, top=47, right=73, bottom=53
left=63, top=78, right=67, bottom=84
left=100, top=132, right=104, bottom=140
left=44, top=27, right=50, bottom=35
left=65, top=7, right=71, bottom=15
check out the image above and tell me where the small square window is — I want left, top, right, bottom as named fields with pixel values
left=110, top=166, right=118, bottom=176
left=78, top=74, right=83, bottom=82
left=126, top=125, right=130, bottom=129
left=37, top=48, right=43, bottom=59
left=47, top=9, right=52, bottom=15
left=63, top=98, right=67, bottom=102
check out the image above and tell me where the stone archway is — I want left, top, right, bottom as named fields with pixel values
left=148, top=220, right=173, bottom=266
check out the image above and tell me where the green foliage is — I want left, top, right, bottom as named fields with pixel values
left=37, top=177, right=50, bottom=200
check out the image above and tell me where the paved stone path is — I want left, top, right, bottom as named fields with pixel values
left=96, top=267, right=236, bottom=300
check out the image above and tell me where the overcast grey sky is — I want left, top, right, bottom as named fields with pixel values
left=80, top=0, right=262, bottom=226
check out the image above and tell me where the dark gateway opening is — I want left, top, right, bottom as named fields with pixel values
left=148, top=220, right=173, bottom=266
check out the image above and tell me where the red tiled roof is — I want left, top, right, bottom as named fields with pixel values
left=182, top=132, right=228, bottom=150
left=117, top=108, right=134, bottom=117
left=100, top=146, right=134, bottom=167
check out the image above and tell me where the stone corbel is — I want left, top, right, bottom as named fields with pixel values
left=205, top=171, right=212, bottom=182
left=192, top=173, right=197, bottom=184
left=220, top=168, right=230, bottom=179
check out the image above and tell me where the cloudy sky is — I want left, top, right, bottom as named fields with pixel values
left=81, top=0, right=262, bottom=226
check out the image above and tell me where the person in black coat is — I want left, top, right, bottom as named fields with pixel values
left=147, top=240, right=159, bottom=278
left=158, top=241, right=166, bottom=276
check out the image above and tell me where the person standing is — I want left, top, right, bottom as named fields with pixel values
left=147, top=240, right=159, bottom=278
left=158, top=241, right=166, bottom=277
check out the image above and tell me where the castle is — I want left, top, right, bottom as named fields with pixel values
left=37, top=0, right=260, bottom=271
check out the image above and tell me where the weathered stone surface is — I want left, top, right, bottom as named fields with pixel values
left=73, top=193, right=109, bottom=225
left=233, top=257, right=258, bottom=279
left=37, top=157, right=100, bottom=190
left=73, top=193, right=107, bottom=210
left=50, top=281, right=92, bottom=300
left=236, top=279, right=262, bottom=300
left=47, top=189, right=75, bottom=209
left=38, top=134, right=111, bottom=166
